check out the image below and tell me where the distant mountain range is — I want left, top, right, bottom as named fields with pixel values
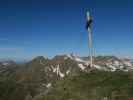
left=16, top=54, right=133, bottom=74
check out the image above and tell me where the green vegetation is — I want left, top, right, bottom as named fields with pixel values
left=1, top=70, right=133, bottom=100
left=39, top=71, right=133, bottom=100
left=0, top=56, right=133, bottom=100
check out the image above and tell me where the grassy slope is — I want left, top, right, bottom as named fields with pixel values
left=40, top=71, right=133, bottom=100
left=0, top=66, right=133, bottom=100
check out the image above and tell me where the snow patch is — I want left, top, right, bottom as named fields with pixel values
left=42, top=83, right=52, bottom=88
left=66, top=70, right=70, bottom=75
left=51, top=65, right=65, bottom=78
left=107, top=64, right=117, bottom=72
left=66, top=54, right=73, bottom=59
left=51, top=65, right=56, bottom=72
left=114, top=61, right=120, bottom=66
left=93, top=65, right=102, bottom=70
left=119, top=65, right=124, bottom=69
left=78, top=64, right=86, bottom=70
left=74, top=57, right=84, bottom=62
left=123, top=61, right=132, bottom=67
left=46, top=83, right=52, bottom=88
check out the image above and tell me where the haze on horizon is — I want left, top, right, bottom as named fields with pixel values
left=0, top=0, right=133, bottom=61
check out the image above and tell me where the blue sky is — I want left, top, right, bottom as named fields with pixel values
left=0, top=0, right=133, bottom=60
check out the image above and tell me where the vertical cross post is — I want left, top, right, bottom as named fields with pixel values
left=88, top=27, right=93, bottom=67
left=86, top=11, right=94, bottom=67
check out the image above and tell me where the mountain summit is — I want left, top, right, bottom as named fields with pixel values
left=0, top=55, right=133, bottom=100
